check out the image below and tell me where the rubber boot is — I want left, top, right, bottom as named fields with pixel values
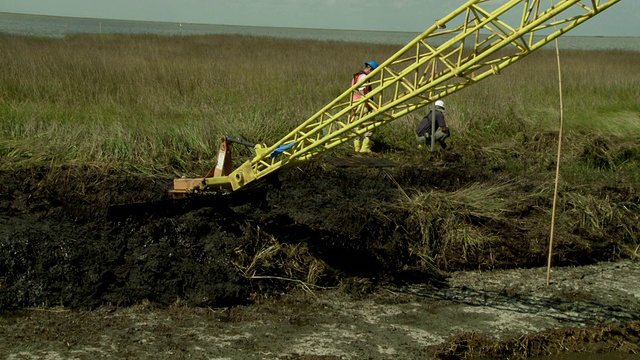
left=359, top=138, right=373, bottom=153
left=354, top=139, right=362, bottom=152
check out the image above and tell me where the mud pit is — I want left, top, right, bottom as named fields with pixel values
left=1, top=154, right=639, bottom=359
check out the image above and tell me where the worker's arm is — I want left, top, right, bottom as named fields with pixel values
left=438, top=112, right=450, bottom=133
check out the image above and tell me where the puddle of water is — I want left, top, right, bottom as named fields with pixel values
left=475, top=352, right=639, bottom=360
left=532, top=352, right=639, bottom=360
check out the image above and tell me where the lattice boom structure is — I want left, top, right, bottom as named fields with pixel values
left=172, top=0, right=621, bottom=194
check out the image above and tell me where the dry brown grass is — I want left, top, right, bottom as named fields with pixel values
left=231, top=224, right=334, bottom=296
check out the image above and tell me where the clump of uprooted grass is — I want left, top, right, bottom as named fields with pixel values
left=394, top=175, right=640, bottom=270
left=559, top=190, right=640, bottom=256
left=231, top=224, right=335, bottom=297
left=395, top=181, right=530, bottom=270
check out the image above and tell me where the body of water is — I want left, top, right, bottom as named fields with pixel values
left=1, top=12, right=639, bottom=51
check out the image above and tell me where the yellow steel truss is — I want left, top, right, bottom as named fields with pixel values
left=181, top=0, right=621, bottom=193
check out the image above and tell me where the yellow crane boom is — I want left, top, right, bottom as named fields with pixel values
left=171, top=0, right=621, bottom=197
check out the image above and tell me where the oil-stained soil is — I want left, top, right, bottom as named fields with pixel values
left=1, top=150, right=639, bottom=359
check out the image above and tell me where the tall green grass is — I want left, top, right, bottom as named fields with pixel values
left=1, top=33, right=639, bottom=177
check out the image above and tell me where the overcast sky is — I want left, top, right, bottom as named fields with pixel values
left=1, top=0, right=638, bottom=36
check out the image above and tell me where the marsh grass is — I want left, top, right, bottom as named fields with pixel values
left=0, top=33, right=400, bottom=174
left=1, top=33, right=639, bottom=175
left=397, top=181, right=534, bottom=269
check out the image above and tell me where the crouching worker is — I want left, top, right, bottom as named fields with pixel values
left=416, top=100, right=450, bottom=149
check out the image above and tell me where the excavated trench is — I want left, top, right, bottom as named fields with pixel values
left=1, top=152, right=634, bottom=311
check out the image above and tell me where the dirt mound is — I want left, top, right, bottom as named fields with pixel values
left=0, top=155, right=636, bottom=310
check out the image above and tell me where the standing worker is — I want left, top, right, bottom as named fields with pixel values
left=352, top=60, right=379, bottom=153
left=416, top=100, right=450, bottom=149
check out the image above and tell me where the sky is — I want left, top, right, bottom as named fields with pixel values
left=1, top=0, right=638, bottom=37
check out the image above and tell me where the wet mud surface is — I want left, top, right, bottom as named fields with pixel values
left=1, top=262, right=639, bottom=359
left=1, top=155, right=639, bottom=359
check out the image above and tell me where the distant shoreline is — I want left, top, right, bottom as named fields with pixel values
left=1, top=11, right=639, bottom=50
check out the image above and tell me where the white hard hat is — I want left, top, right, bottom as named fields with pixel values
left=435, top=100, right=445, bottom=110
